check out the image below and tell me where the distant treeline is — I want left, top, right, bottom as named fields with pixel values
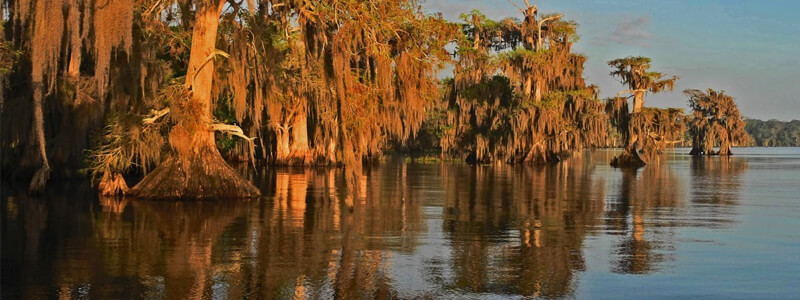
left=745, top=119, right=800, bottom=147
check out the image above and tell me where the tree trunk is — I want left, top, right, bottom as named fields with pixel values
left=28, top=84, right=51, bottom=193
left=632, top=91, right=644, bottom=113
left=289, top=113, right=311, bottom=163
left=703, top=133, right=715, bottom=155
left=689, top=147, right=702, bottom=156
left=534, top=79, right=542, bottom=103
left=274, top=109, right=311, bottom=165
left=275, top=126, right=291, bottom=162
left=718, top=137, right=732, bottom=156
left=131, top=1, right=260, bottom=199
left=611, top=123, right=645, bottom=168
left=613, top=91, right=647, bottom=167
left=522, top=7, right=536, bottom=50
left=689, top=131, right=703, bottom=155
left=536, top=25, right=542, bottom=51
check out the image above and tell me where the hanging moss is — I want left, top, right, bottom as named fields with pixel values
left=606, top=56, right=682, bottom=168
left=5, top=0, right=154, bottom=192
left=685, top=88, right=751, bottom=155
left=441, top=5, right=606, bottom=165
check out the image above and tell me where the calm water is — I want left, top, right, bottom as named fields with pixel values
left=2, top=148, right=800, bottom=299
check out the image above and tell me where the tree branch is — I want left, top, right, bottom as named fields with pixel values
left=616, top=89, right=647, bottom=97
left=189, top=49, right=229, bottom=89
left=523, top=0, right=533, bottom=9
left=143, top=108, right=170, bottom=124
left=506, top=0, right=525, bottom=13
left=212, top=123, right=256, bottom=141
left=538, top=14, right=562, bottom=27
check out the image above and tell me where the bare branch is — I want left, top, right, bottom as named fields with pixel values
left=143, top=0, right=164, bottom=17
left=523, top=0, right=533, bottom=9
left=538, top=14, right=562, bottom=27
left=212, top=123, right=256, bottom=141
left=616, top=89, right=648, bottom=97
left=506, top=0, right=525, bottom=13
left=189, top=49, right=229, bottom=89
left=143, top=108, right=170, bottom=124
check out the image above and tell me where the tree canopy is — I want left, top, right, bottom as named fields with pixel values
left=0, top=1, right=754, bottom=198
left=606, top=56, right=682, bottom=167
left=686, top=88, right=750, bottom=155
left=439, top=2, right=607, bottom=164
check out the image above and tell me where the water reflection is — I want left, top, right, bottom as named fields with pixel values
left=607, top=165, right=682, bottom=274
left=689, top=157, right=747, bottom=228
left=441, top=155, right=605, bottom=297
left=0, top=151, right=761, bottom=299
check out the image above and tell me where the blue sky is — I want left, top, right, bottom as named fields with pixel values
left=421, top=0, right=800, bottom=120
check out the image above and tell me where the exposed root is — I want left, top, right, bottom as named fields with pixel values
left=98, top=172, right=129, bottom=196
left=28, top=164, right=50, bottom=193
left=273, top=152, right=314, bottom=166
left=611, top=150, right=646, bottom=168
left=130, top=147, right=260, bottom=200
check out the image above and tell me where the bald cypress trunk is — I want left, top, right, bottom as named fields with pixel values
left=275, top=126, right=291, bottom=162
left=28, top=84, right=51, bottom=192
left=289, top=113, right=311, bottom=163
left=611, top=127, right=645, bottom=168
left=131, top=1, right=259, bottom=199
left=274, top=108, right=311, bottom=165
left=718, top=137, right=732, bottom=156
left=614, top=113, right=647, bottom=167
left=632, top=91, right=644, bottom=113
left=611, top=91, right=649, bottom=167
left=689, top=131, right=704, bottom=155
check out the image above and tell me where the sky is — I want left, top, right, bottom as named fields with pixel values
left=421, top=0, right=800, bottom=121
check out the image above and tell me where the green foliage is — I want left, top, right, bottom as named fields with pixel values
left=85, top=113, right=166, bottom=182
left=535, top=89, right=595, bottom=110
left=608, top=56, right=678, bottom=94
left=499, top=48, right=552, bottom=66
left=460, top=75, right=514, bottom=105
left=0, top=40, right=20, bottom=76
left=745, top=119, right=800, bottom=147
left=213, top=95, right=240, bottom=155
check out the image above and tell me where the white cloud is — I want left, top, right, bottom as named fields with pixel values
left=594, top=16, right=652, bottom=47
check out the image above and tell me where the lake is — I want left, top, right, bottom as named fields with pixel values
left=2, top=148, right=799, bottom=299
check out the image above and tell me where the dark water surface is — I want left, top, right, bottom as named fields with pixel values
left=2, top=148, right=799, bottom=299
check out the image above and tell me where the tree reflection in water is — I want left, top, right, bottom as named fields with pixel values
left=689, top=156, right=748, bottom=228
left=606, top=155, right=748, bottom=275
left=607, top=164, right=682, bottom=275
left=0, top=153, right=748, bottom=298
left=441, top=153, right=605, bottom=298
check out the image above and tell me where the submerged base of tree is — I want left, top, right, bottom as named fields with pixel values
left=610, top=150, right=646, bottom=168
left=690, top=147, right=734, bottom=156
left=272, top=153, right=315, bottom=166
left=98, top=173, right=130, bottom=196
left=130, top=148, right=260, bottom=200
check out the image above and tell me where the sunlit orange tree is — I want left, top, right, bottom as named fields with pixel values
left=2, top=0, right=455, bottom=198
left=440, top=2, right=607, bottom=164
left=606, top=56, right=683, bottom=167
left=685, top=88, right=750, bottom=155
